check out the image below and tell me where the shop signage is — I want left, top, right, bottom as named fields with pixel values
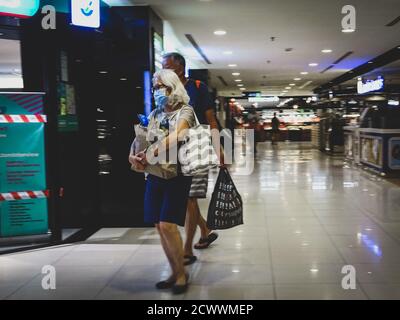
left=0, top=93, right=48, bottom=237
left=244, top=92, right=262, bottom=98
left=71, top=0, right=100, bottom=28
left=248, top=96, right=280, bottom=103
left=357, top=77, right=384, bottom=94
left=0, top=0, right=39, bottom=18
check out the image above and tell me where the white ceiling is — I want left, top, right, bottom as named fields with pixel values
left=104, top=0, right=400, bottom=96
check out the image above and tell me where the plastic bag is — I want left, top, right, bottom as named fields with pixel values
left=207, top=168, right=243, bottom=230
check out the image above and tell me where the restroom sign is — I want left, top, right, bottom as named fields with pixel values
left=71, top=0, right=100, bottom=28
left=0, top=0, right=40, bottom=18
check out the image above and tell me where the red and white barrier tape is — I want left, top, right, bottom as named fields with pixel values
left=0, top=115, right=47, bottom=123
left=0, top=190, right=50, bottom=202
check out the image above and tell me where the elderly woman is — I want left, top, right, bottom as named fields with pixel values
left=129, top=69, right=196, bottom=295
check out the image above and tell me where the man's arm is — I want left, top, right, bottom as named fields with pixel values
left=205, top=109, right=225, bottom=166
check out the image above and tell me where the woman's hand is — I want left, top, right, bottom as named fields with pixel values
left=129, top=154, right=146, bottom=171
left=136, top=151, right=148, bottom=166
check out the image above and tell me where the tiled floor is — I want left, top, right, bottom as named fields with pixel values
left=2, top=142, right=400, bottom=300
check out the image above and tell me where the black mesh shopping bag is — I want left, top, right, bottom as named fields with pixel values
left=207, top=168, right=243, bottom=230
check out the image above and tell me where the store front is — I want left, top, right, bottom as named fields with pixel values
left=0, top=1, right=164, bottom=253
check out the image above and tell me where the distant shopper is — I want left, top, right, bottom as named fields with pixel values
left=129, top=69, right=196, bottom=294
left=162, top=52, right=223, bottom=266
left=271, top=112, right=280, bottom=145
left=247, top=106, right=259, bottom=124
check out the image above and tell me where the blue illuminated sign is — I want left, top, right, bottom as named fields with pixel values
left=71, top=0, right=100, bottom=28
left=0, top=0, right=40, bottom=18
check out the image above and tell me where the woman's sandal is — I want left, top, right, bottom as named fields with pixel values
left=155, top=279, right=175, bottom=290
left=194, top=232, right=219, bottom=250
left=184, top=255, right=197, bottom=266
left=172, top=274, right=189, bottom=295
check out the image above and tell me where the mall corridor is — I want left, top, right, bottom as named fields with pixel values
left=1, top=142, right=400, bottom=300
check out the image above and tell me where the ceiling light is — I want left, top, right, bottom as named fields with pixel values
left=285, top=87, right=291, bottom=89
left=235, top=79, right=242, bottom=82
left=289, top=83, right=296, bottom=86
left=368, top=61, right=374, bottom=64
left=228, top=64, right=237, bottom=67
left=237, top=84, right=243, bottom=87
left=223, top=51, right=233, bottom=55
left=214, top=30, right=227, bottom=36
left=309, top=63, right=318, bottom=67
left=294, top=78, right=302, bottom=81
left=240, top=88, right=246, bottom=90
left=322, top=49, right=332, bottom=53
left=283, top=90, right=288, bottom=93
left=120, top=78, right=127, bottom=81
left=232, top=72, right=240, bottom=76
left=342, top=29, right=355, bottom=33
left=300, top=72, right=309, bottom=75
left=310, top=268, right=319, bottom=273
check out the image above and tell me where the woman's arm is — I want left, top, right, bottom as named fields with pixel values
left=152, top=118, right=191, bottom=157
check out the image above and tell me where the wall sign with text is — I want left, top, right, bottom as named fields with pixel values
left=0, top=93, right=49, bottom=237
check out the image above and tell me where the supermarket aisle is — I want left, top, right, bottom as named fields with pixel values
left=2, top=142, right=400, bottom=300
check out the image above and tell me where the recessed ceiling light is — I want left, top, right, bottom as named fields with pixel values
left=300, top=72, right=309, bottom=75
left=309, top=63, right=319, bottom=67
left=235, top=79, right=242, bottom=82
left=294, top=78, right=302, bottom=81
left=99, top=71, right=108, bottom=74
left=214, top=30, right=227, bottom=36
left=232, top=72, right=240, bottom=76
left=240, top=88, right=246, bottom=90
left=322, top=49, right=332, bottom=53
left=120, top=78, right=127, bottom=81
left=223, top=51, right=233, bottom=55
left=283, top=90, right=289, bottom=93
left=285, top=87, right=291, bottom=89
left=237, top=84, right=243, bottom=87
left=342, top=29, right=355, bottom=33
left=289, top=83, right=296, bottom=86
left=368, top=61, right=374, bottom=64
left=310, top=268, right=319, bottom=273
left=228, top=64, right=237, bottom=67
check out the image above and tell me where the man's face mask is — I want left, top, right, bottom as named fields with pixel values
left=154, top=88, right=169, bottom=109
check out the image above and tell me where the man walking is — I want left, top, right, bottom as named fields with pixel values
left=271, top=112, right=280, bottom=145
left=162, top=52, right=222, bottom=265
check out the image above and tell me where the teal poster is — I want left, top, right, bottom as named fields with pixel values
left=0, top=93, right=48, bottom=237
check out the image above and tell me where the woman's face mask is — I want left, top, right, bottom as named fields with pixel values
left=154, top=88, right=169, bottom=109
